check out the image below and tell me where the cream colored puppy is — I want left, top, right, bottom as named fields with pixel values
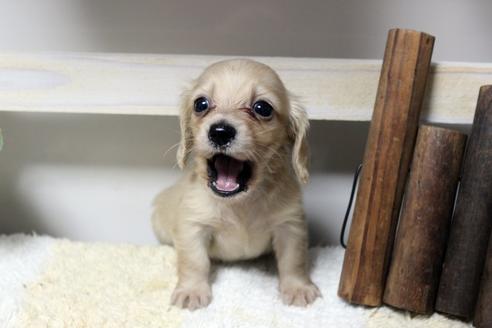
left=152, top=59, right=320, bottom=310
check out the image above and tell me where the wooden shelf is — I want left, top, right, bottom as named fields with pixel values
left=1, top=53, right=491, bottom=124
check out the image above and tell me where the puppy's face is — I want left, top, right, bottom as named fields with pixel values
left=177, top=59, right=309, bottom=198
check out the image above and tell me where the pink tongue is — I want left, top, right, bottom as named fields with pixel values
left=215, top=156, right=243, bottom=192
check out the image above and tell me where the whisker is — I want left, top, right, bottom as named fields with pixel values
left=163, top=142, right=180, bottom=159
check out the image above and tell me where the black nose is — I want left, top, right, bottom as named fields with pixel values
left=208, top=122, right=236, bottom=147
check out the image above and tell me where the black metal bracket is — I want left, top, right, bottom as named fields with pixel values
left=340, top=163, right=362, bottom=249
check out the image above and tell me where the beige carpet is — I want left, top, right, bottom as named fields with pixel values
left=17, top=240, right=181, bottom=327
left=0, top=235, right=470, bottom=328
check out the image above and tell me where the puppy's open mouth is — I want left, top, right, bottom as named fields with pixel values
left=207, top=154, right=253, bottom=197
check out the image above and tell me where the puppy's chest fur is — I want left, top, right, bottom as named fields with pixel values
left=152, top=167, right=302, bottom=263
left=207, top=205, right=273, bottom=261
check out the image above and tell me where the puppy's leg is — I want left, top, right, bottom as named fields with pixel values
left=273, top=221, right=321, bottom=306
left=151, top=209, right=174, bottom=245
left=171, top=225, right=212, bottom=310
left=152, top=185, right=184, bottom=245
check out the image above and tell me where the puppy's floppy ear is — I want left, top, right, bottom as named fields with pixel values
left=176, top=89, right=194, bottom=170
left=288, top=96, right=310, bottom=184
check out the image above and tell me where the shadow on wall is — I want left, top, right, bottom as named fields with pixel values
left=0, top=112, right=368, bottom=244
left=308, top=120, right=367, bottom=172
left=0, top=113, right=173, bottom=236
left=74, top=0, right=386, bottom=58
left=69, top=0, right=492, bottom=61
left=0, top=112, right=368, bottom=170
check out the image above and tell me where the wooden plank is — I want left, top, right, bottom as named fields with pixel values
left=383, top=125, right=466, bottom=314
left=436, top=85, right=492, bottom=320
left=338, top=29, right=435, bottom=306
left=0, top=52, right=491, bottom=123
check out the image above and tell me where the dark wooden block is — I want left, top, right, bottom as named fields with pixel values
left=383, top=125, right=466, bottom=314
left=436, top=85, right=492, bottom=320
left=474, top=236, right=492, bottom=328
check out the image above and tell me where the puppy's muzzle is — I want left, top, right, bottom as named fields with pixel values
left=206, top=121, right=253, bottom=197
left=208, top=122, right=236, bottom=148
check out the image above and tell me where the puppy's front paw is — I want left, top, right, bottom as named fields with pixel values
left=171, top=283, right=212, bottom=310
left=280, top=281, right=321, bottom=307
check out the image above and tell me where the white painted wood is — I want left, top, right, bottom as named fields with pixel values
left=0, top=53, right=491, bottom=123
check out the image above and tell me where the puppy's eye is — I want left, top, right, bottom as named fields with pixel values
left=194, top=97, right=210, bottom=113
left=253, top=100, right=273, bottom=118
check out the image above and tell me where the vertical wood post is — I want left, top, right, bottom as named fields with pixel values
left=383, top=125, right=466, bottom=314
left=338, top=28, right=435, bottom=306
left=436, top=85, right=492, bottom=319
left=474, top=236, right=492, bottom=328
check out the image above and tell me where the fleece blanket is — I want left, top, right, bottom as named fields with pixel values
left=0, top=234, right=470, bottom=328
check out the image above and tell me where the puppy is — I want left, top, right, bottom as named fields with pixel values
left=152, top=59, right=320, bottom=310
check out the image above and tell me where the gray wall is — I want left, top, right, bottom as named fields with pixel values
left=0, top=0, right=487, bottom=245
left=2, top=0, right=491, bottom=61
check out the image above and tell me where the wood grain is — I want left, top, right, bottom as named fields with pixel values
left=383, top=125, right=466, bottom=314
left=0, top=53, right=491, bottom=122
left=338, top=29, right=435, bottom=306
left=436, top=85, right=492, bottom=320
left=474, top=236, right=492, bottom=328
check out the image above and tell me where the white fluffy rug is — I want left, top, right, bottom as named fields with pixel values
left=0, top=234, right=470, bottom=328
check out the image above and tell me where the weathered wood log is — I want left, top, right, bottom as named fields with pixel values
left=338, top=28, right=435, bottom=306
left=383, top=125, right=466, bottom=314
left=436, top=85, right=492, bottom=320
left=474, top=236, right=492, bottom=328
